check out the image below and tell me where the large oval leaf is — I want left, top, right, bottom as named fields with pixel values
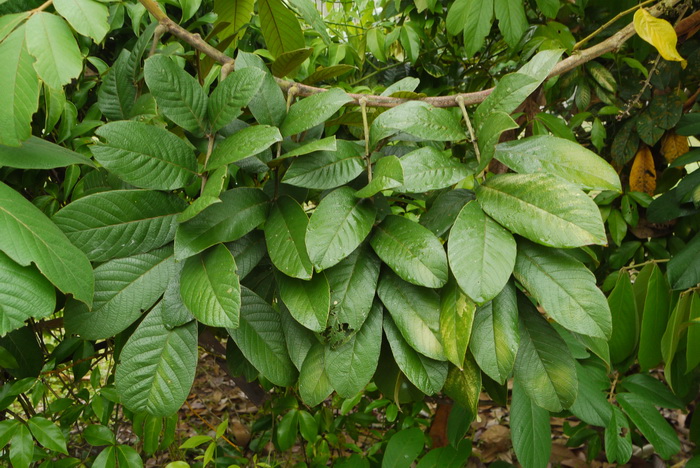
left=377, top=270, right=445, bottom=361
left=396, top=147, right=471, bottom=193
left=53, top=190, right=186, bottom=262
left=511, top=381, right=551, bottom=468
left=439, top=278, right=476, bottom=369
left=299, top=343, right=334, bottom=406
left=280, top=88, right=353, bottom=137
left=264, top=196, right=313, bottom=279
left=476, top=173, right=606, bottom=248
left=607, top=272, right=639, bottom=364
left=180, top=244, right=240, bottom=328
left=370, top=101, right=465, bottom=148
left=0, top=137, right=94, bottom=169
left=0, top=181, right=93, bottom=306
left=207, top=67, right=265, bottom=132
left=371, top=215, right=448, bottom=288
left=305, top=186, right=376, bottom=270
left=277, top=272, right=330, bottom=333
left=92, top=121, right=197, bottom=191
left=282, top=140, right=365, bottom=190
left=227, top=287, right=297, bottom=386
left=207, top=125, right=282, bottom=171
left=116, top=303, right=198, bottom=416
left=448, top=201, right=516, bottom=304
left=514, top=240, right=612, bottom=339
left=25, top=13, right=82, bottom=89
left=617, top=392, right=681, bottom=460
left=494, top=135, right=622, bottom=192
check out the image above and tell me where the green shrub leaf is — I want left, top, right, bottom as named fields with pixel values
left=265, top=196, right=313, bottom=279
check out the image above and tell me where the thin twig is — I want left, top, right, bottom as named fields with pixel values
left=456, top=96, right=480, bottom=164
left=30, top=0, right=53, bottom=15
left=360, top=97, right=372, bottom=182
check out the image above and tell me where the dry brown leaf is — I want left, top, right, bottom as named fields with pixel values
left=661, top=131, right=689, bottom=163
left=630, top=145, right=656, bottom=195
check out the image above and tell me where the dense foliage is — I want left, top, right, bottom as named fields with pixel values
left=0, top=0, right=699, bottom=466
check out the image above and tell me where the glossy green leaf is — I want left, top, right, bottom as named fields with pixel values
left=446, top=0, right=493, bottom=57
left=420, top=189, right=474, bottom=238
left=0, top=251, right=55, bottom=336
left=180, top=244, right=240, bottom=328
left=416, top=440, right=472, bottom=468
left=226, top=231, right=266, bottom=280
left=279, top=136, right=336, bottom=160
left=605, top=406, right=632, bottom=464
left=0, top=420, right=20, bottom=449
left=477, top=173, right=606, bottom=248
left=10, top=423, right=32, bottom=468
left=258, top=0, right=305, bottom=58
left=175, top=188, right=269, bottom=260
left=371, top=215, right=448, bottom=288
left=514, top=240, right=611, bottom=339
left=97, top=49, right=136, bottom=121
left=469, top=281, right=519, bottom=384
left=0, top=136, right=93, bottom=169
left=207, top=67, right=265, bottom=132
left=299, top=343, right=334, bottom=406
left=662, top=292, right=691, bottom=389
left=306, top=186, right=376, bottom=270
left=514, top=296, right=577, bottom=412
left=207, top=125, right=282, bottom=171
left=667, top=232, right=700, bottom=290
left=495, top=0, right=527, bottom=47
left=607, top=272, right=638, bottom=363
left=228, top=287, right=297, bottom=386
left=619, top=374, right=683, bottom=409
left=144, top=55, right=208, bottom=135
left=0, top=27, right=39, bottom=147
left=511, top=380, right=551, bottom=468
left=278, top=272, right=330, bottom=332
left=325, top=301, right=382, bottom=397
left=213, top=0, right=253, bottom=40
left=494, top=135, right=622, bottom=192
left=25, top=12, right=82, bottom=89
left=687, top=292, right=700, bottom=373
left=617, top=392, right=681, bottom=460
left=439, top=278, right=476, bottom=369
left=396, top=147, right=470, bottom=193
left=116, top=303, right=198, bottom=416
left=442, top=353, right=481, bottom=413
left=355, top=155, right=404, bottom=198
left=276, top=409, right=299, bottom=451
left=370, top=101, right=465, bottom=148
left=0, top=181, right=93, bottom=306
left=281, top=88, right=353, bottom=137
left=64, top=246, right=175, bottom=340
left=92, top=121, right=197, bottom=190
left=236, top=52, right=287, bottom=126
left=638, top=264, right=670, bottom=370
left=378, top=270, right=446, bottom=361
left=0, top=13, right=29, bottom=42
left=116, top=445, right=143, bottom=467
left=448, top=201, right=516, bottom=304
left=162, top=262, right=193, bottom=330
left=475, top=111, right=519, bottom=172
left=569, top=363, right=612, bottom=426
left=53, top=190, right=185, bottom=262
left=28, top=416, right=68, bottom=454
left=54, top=0, right=109, bottom=42
left=383, top=315, right=448, bottom=395
left=382, top=428, right=424, bottom=468
left=265, top=196, right=313, bottom=279
left=279, top=303, right=316, bottom=371
left=282, top=140, right=365, bottom=189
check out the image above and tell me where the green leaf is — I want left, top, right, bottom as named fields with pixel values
left=469, top=281, right=519, bottom=384
left=0, top=420, right=20, bottom=449
left=446, top=0, right=493, bottom=57
left=180, top=244, right=240, bottom=328
left=510, top=380, right=551, bottom=468
left=0, top=181, right=93, bottom=306
left=370, top=101, right=465, bottom=148
left=475, top=111, right=519, bottom=172
left=605, top=406, right=633, bottom=464
left=448, top=201, right=516, bottom=304
left=53, top=190, right=185, bottom=262
left=443, top=353, right=481, bottom=413
left=325, top=301, right=382, bottom=397
left=282, top=140, right=365, bottom=189
left=276, top=409, right=299, bottom=451
left=10, top=423, right=33, bottom=468
left=0, top=136, right=93, bottom=169
left=638, top=264, right=670, bottom=370
left=97, top=49, right=136, bottom=121
left=175, top=188, right=269, bottom=260
left=535, top=0, right=560, bottom=17
left=207, top=125, right=282, bottom=171
left=378, top=270, right=445, bottom=361
left=0, top=251, right=55, bottom=336
left=667, top=232, right=700, bottom=290
left=64, top=246, right=175, bottom=340
left=92, top=121, right=197, bottom=190
left=514, top=295, right=577, bottom=412
left=280, top=88, right=353, bottom=137
left=92, top=447, right=116, bottom=468
left=306, top=186, right=376, bottom=270
left=687, top=292, right=700, bottom=373
left=144, top=55, right=208, bottom=135
left=116, top=445, right=143, bottom=468
left=258, top=0, right=305, bottom=58
left=54, top=0, right=109, bottom=42
left=0, top=13, right=29, bottom=42
left=207, top=67, right=265, bottom=132
left=661, top=293, right=692, bottom=389
left=366, top=28, right=387, bottom=62
left=0, top=26, right=39, bottom=147
left=619, top=374, right=683, bottom=409
left=116, top=303, right=198, bottom=416
left=25, top=12, right=83, bottom=89
left=299, top=343, right=334, bottom=406
left=416, top=440, right=472, bottom=468
left=476, top=173, right=606, bottom=248
left=28, top=416, right=68, bottom=454
left=396, top=147, right=470, bottom=193
left=382, top=428, right=425, bottom=468
left=439, top=278, right=476, bottom=368
left=607, top=272, right=639, bottom=364
left=287, top=0, right=331, bottom=44
left=302, top=64, right=355, bottom=85
left=617, top=393, right=681, bottom=460
left=162, top=262, right=193, bottom=329
left=495, top=0, right=527, bottom=47
left=278, top=272, right=330, bottom=332
left=265, top=196, right=313, bottom=279
left=213, top=0, right=254, bottom=40
left=236, top=52, right=287, bottom=126
left=494, top=135, right=622, bottom=192
left=279, top=303, right=316, bottom=371
left=569, top=363, right=612, bottom=426
left=514, top=241, right=611, bottom=339
left=384, top=315, right=448, bottom=395
left=355, top=155, right=404, bottom=198
left=420, top=189, right=474, bottom=238
left=371, top=215, right=448, bottom=288
left=271, top=47, right=313, bottom=77
left=279, top=136, right=337, bottom=160
left=228, top=287, right=298, bottom=386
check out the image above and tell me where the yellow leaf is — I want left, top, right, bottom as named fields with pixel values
left=630, top=145, right=656, bottom=196
left=660, top=131, right=689, bottom=164
left=633, top=8, right=687, bottom=68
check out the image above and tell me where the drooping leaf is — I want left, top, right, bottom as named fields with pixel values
left=265, top=196, right=313, bottom=279
left=510, top=380, right=551, bottom=468
left=53, top=0, right=110, bottom=42
left=116, top=303, right=198, bottom=416
left=282, top=140, right=365, bottom=190
left=476, top=173, right=607, bottom=248
left=25, top=12, right=83, bottom=89
left=280, top=88, right=353, bottom=137
left=207, top=67, right=265, bottom=132
left=607, top=272, right=639, bottom=364
left=92, top=121, right=197, bottom=190
left=442, top=353, right=481, bottom=413
left=617, top=392, right=681, bottom=460
left=475, top=111, right=519, bottom=172
left=687, top=292, right=700, bottom=373
left=634, top=8, right=686, bottom=67
left=494, top=0, right=527, bottom=47
left=667, top=232, right=700, bottom=290
left=638, top=264, right=670, bottom=370
left=0, top=181, right=93, bottom=306
left=446, top=0, right=494, bottom=57
left=661, top=293, right=692, bottom=389
left=278, top=272, right=330, bottom=333
left=355, top=155, right=404, bottom=198
left=569, top=362, right=612, bottom=426
left=370, top=101, right=465, bottom=148
left=9, top=423, right=32, bottom=468
left=258, top=0, right=305, bottom=58
left=0, top=136, right=94, bottom=169
left=299, top=342, right=334, bottom=406
left=396, top=147, right=470, bottom=193
left=207, top=125, right=282, bottom=171
left=27, top=416, right=68, bottom=455
left=439, top=278, right=476, bottom=369
left=371, top=215, right=448, bottom=288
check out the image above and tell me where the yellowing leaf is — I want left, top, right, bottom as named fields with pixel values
left=630, top=145, right=656, bottom=196
left=660, top=131, right=689, bottom=164
left=634, top=8, right=687, bottom=68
